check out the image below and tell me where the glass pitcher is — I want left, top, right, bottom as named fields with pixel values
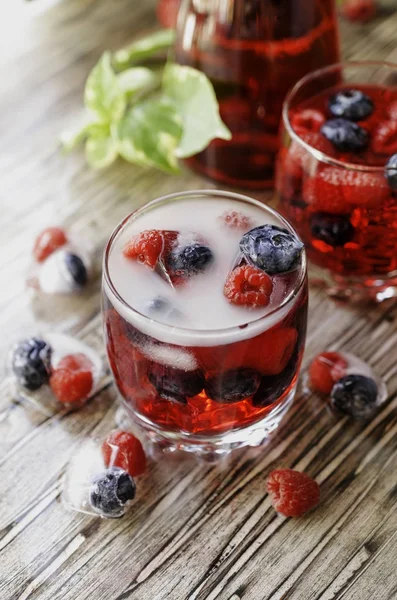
left=175, top=0, right=340, bottom=189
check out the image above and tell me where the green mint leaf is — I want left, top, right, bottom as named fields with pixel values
left=85, top=130, right=118, bottom=169
left=163, top=63, right=232, bottom=158
left=115, top=98, right=183, bottom=173
left=84, top=52, right=126, bottom=122
left=114, top=29, right=175, bottom=69
left=117, top=67, right=160, bottom=98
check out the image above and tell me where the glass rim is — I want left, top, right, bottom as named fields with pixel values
left=103, top=189, right=307, bottom=341
left=282, top=60, right=397, bottom=173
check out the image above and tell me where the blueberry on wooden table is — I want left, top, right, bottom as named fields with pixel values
left=12, top=337, right=52, bottom=391
left=89, top=467, right=136, bottom=518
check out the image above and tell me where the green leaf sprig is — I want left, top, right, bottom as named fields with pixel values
left=61, top=29, right=231, bottom=173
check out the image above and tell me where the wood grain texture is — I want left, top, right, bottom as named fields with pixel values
left=1, top=1, right=397, bottom=599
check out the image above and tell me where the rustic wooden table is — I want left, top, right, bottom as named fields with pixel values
left=1, top=1, right=397, bottom=599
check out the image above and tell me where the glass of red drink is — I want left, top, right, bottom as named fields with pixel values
left=276, top=61, right=397, bottom=302
left=102, top=190, right=307, bottom=459
left=175, top=0, right=340, bottom=189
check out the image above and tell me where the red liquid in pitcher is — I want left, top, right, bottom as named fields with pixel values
left=103, top=196, right=307, bottom=436
left=175, top=0, right=340, bottom=189
left=277, top=84, right=397, bottom=278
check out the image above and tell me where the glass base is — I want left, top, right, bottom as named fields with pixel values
left=116, top=386, right=296, bottom=462
left=309, top=263, right=397, bottom=303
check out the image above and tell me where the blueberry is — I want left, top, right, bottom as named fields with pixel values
left=310, top=213, right=354, bottom=247
left=239, top=225, right=303, bottom=275
left=205, top=368, right=261, bottom=403
left=148, top=363, right=204, bottom=404
left=65, top=253, right=88, bottom=287
left=329, top=89, right=374, bottom=121
left=385, top=154, right=397, bottom=190
left=252, top=357, right=297, bottom=408
left=89, top=467, right=136, bottom=518
left=12, top=338, right=52, bottom=391
left=146, top=297, right=183, bottom=321
left=321, top=118, right=369, bottom=152
left=168, top=244, right=213, bottom=275
left=331, top=374, right=378, bottom=420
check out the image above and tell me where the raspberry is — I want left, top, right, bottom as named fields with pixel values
left=33, top=227, right=68, bottom=263
left=224, top=265, right=273, bottom=308
left=267, top=469, right=320, bottom=517
left=304, top=167, right=389, bottom=212
left=291, top=109, right=326, bottom=136
left=341, top=0, right=377, bottom=23
left=372, top=121, right=397, bottom=156
left=220, top=210, right=254, bottom=230
left=309, top=352, right=348, bottom=395
left=123, top=230, right=177, bottom=269
left=102, top=430, right=146, bottom=477
left=49, top=353, right=93, bottom=404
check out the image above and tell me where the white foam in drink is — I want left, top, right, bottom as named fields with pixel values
left=104, top=192, right=304, bottom=347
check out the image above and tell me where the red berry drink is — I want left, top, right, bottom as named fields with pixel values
left=175, top=0, right=340, bottom=189
left=102, top=191, right=307, bottom=456
left=276, top=62, right=397, bottom=301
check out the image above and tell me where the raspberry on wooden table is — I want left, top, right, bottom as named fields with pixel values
left=102, top=431, right=147, bottom=477
left=224, top=265, right=272, bottom=308
left=309, top=352, right=348, bottom=395
left=50, top=353, right=93, bottom=404
left=33, top=227, right=68, bottom=263
left=267, top=469, right=320, bottom=518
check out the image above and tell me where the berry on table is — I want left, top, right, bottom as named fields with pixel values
left=33, top=227, right=68, bottom=263
left=147, top=362, right=204, bottom=404
left=331, top=374, right=379, bottom=420
left=49, top=353, right=93, bottom=404
left=309, top=352, right=348, bottom=395
left=291, top=109, right=326, bottom=135
left=372, top=121, right=397, bottom=156
left=102, top=431, right=146, bottom=477
left=341, top=0, right=377, bottom=23
left=224, top=265, right=273, bottom=308
left=89, top=467, right=136, bottom=518
left=385, top=154, right=397, bottom=190
left=12, top=338, right=52, bottom=391
left=220, top=210, right=254, bottom=230
left=321, top=118, right=369, bottom=152
left=239, top=225, right=304, bottom=275
left=123, top=229, right=178, bottom=269
left=205, top=368, right=261, bottom=403
left=65, top=253, right=88, bottom=288
left=328, top=89, right=374, bottom=121
left=267, top=469, right=320, bottom=518
left=168, top=243, right=214, bottom=276
left=310, top=213, right=355, bottom=247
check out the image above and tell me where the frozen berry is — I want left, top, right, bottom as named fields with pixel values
left=310, top=213, right=355, bottom=247
left=321, top=118, right=369, bottom=152
left=33, top=227, right=68, bottom=263
left=147, top=363, right=204, bottom=404
left=341, top=0, right=377, bottom=23
left=240, top=225, right=303, bottom=275
left=252, top=354, right=298, bottom=407
left=65, top=253, right=88, bottom=287
left=49, top=353, right=93, bottom=404
left=372, top=121, right=397, bottom=156
left=220, top=210, right=254, bottom=230
left=385, top=154, right=397, bottom=190
left=329, top=89, right=373, bottom=121
left=90, top=467, right=136, bottom=518
left=123, top=230, right=177, bottom=269
left=224, top=265, right=272, bottom=308
left=309, top=352, right=348, bottom=395
left=267, top=469, right=320, bottom=517
left=205, top=368, right=261, bottom=403
left=12, top=338, right=52, bottom=391
left=168, top=243, right=213, bottom=276
left=102, top=431, right=146, bottom=477
left=291, top=109, right=326, bottom=135
left=331, top=374, right=378, bottom=420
